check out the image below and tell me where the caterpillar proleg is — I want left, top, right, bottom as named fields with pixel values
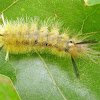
left=0, top=13, right=99, bottom=78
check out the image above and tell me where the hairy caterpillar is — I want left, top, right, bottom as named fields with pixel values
left=0, top=13, right=99, bottom=78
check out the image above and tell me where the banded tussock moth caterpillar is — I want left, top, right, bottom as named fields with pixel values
left=0, top=13, right=99, bottom=78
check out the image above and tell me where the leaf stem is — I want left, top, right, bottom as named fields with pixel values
left=0, top=0, right=19, bottom=14
left=34, top=49, right=67, bottom=100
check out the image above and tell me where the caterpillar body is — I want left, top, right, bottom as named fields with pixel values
left=0, top=18, right=87, bottom=56
left=0, top=14, right=99, bottom=77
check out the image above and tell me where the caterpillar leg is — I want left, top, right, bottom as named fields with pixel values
left=1, top=13, right=6, bottom=26
left=5, top=51, right=9, bottom=61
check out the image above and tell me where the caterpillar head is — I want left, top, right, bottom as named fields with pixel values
left=67, top=40, right=97, bottom=57
left=67, top=40, right=84, bottom=57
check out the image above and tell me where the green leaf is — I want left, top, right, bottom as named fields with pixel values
left=0, top=74, right=20, bottom=100
left=0, top=0, right=100, bottom=100
left=84, top=0, right=100, bottom=6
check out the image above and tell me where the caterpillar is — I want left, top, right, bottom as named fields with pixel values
left=0, top=13, right=99, bottom=78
